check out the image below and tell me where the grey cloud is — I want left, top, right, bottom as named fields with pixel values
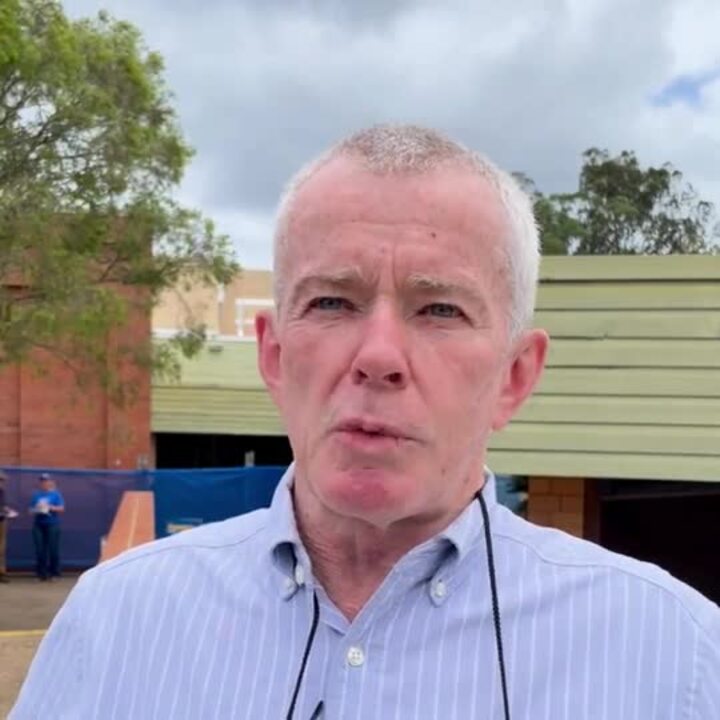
left=60, top=0, right=720, bottom=267
left=178, top=0, right=677, bottom=208
left=251, top=0, right=423, bottom=29
left=80, top=0, right=424, bottom=33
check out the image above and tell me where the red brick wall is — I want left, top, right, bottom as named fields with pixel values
left=0, top=306, right=151, bottom=470
left=106, top=304, right=152, bottom=469
left=527, top=476, right=600, bottom=540
left=18, top=356, right=107, bottom=468
left=0, top=364, right=20, bottom=464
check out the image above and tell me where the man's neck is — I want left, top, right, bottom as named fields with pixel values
left=293, top=487, right=479, bottom=622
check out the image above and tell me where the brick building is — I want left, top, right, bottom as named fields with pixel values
left=0, top=302, right=151, bottom=471
left=153, top=269, right=273, bottom=339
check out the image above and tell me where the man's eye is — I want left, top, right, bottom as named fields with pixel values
left=308, top=296, right=351, bottom=311
left=420, top=303, right=464, bottom=319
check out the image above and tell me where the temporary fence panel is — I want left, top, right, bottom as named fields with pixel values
left=2, top=467, right=151, bottom=570
left=1, top=466, right=524, bottom=570
left=152, top=466, right=286, bottom=538
left=1, top=465, right=288, bottom=569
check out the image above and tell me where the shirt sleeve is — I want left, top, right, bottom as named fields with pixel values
left=9, top=574, right=90, bottom=718
left=54, top=491, right=65, bottom=508
left=690, top=609, right=720, bottom=719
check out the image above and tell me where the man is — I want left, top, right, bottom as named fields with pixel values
left=0, top=470, right=16, bottom=583
left=28, top=473, right=65, bottom=582
left=13, top=126, right=719, bottom=718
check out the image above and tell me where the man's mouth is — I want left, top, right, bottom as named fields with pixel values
left=332, top=418, right=415, bottom=450
left=336, top=418, right=408, bottom=439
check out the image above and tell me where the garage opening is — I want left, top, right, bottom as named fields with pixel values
left=154, top=433, right=293, bottom=469
left=599, top=480, right=720, bottom=604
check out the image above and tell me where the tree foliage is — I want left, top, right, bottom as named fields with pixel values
left=0, top=0, right=237, bottom=397
left=518, top=149, right=718, bottom=255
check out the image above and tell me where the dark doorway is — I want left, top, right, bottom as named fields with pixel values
left=600, top=480, right=720, bottom=604
left=155, top=433, right=293, bottom=469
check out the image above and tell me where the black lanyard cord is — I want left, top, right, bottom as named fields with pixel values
left=286, top=590, right=320, bottom=720
left=475, top=489, right=511, bottom=720
left=286, top=490, right=511, bottom=720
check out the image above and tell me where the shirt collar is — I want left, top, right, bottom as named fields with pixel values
left=437, top=468, right=497, bottom=562
left=264, top=465, right=307, bottom=596
left=264, top=463, right=498, bottom=597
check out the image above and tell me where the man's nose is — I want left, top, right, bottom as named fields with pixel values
left=350, top=303, right=409, bottom=390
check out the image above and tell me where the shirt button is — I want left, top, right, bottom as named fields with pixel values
left=346, top=646, right=365, bottom=667
left=431, top=579, right=447, bottom=600
left=294, top=564, right=305, bottom=586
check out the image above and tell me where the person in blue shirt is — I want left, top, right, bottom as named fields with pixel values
left=28, top=473, right=65, bottom=582
left=0, top=470, right=15, bottom=583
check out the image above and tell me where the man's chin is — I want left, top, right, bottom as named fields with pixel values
left=320, top=467, right=411, bottom=520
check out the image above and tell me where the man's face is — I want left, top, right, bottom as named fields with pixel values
left=258, top=158, right=546, bottom=530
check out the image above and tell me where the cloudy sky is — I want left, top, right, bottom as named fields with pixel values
left=63, top=0, right=720, bottom=268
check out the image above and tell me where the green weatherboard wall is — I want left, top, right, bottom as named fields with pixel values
left=152, top=255, right=720, bottom=482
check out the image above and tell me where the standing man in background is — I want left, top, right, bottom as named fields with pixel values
left=29, top=473, right=65, bottom=582
left=0, top=471, right=14, bottom=583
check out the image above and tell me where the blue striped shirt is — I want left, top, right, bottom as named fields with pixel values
left=12, top=467, right=720, bottom=719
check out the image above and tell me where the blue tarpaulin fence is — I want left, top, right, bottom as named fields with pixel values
left=2, top=466, right=152, bottom=570
left=2, top=466, right=523, bottom=571
left=1, top=466, right=287, bottom=570
left=151, top=469, right=523, bottom=536
left=152, top=466, right=286, bottom=538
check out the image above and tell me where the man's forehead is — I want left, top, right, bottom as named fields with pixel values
left=278, top=157, right=510, bottom=305
left=283, top=217, right=504, bottom=291
left=287, top=156, right=505, bottom=237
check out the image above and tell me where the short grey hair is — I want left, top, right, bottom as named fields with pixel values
left=273, top=124, right=540, bottom=338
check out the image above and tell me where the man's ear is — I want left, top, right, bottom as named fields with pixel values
left=256, top=311, right=282, bottom=406
left=491, top=328, right=549, bottom=431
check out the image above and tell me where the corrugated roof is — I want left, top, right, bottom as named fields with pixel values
left=158, top=340, right=265, bottom=389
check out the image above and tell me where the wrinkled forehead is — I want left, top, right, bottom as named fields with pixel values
left=279, top=158, right=510, bottom=300
left=287, top=157, right=507, bottom=242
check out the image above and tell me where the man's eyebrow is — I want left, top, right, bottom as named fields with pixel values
left=405, top=272, right=485, bottom=304
left=287, top=266, right=368, bottom=307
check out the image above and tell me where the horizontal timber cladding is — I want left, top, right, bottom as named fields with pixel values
left=152, top=256, right=720, bottom=481
left=487, top=450, right=720, bottom=483
left=489, top=255, right=720, bottom=481
left=538, top=368, right=720, bottom=398
left=537, top=255, right=720, bottom=281
left=533, top=310, right=720, bottom=340
left=547, top=338, right=720, bottom=368
left=152, top=387, right=284, bottom=435
left=514, top=395, right=720, bottom=426
left=169, top=342, right=263, bottom=387
left=537, top=282, right=720, bottom=310
left=490, top=424, right=720, bottom=456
